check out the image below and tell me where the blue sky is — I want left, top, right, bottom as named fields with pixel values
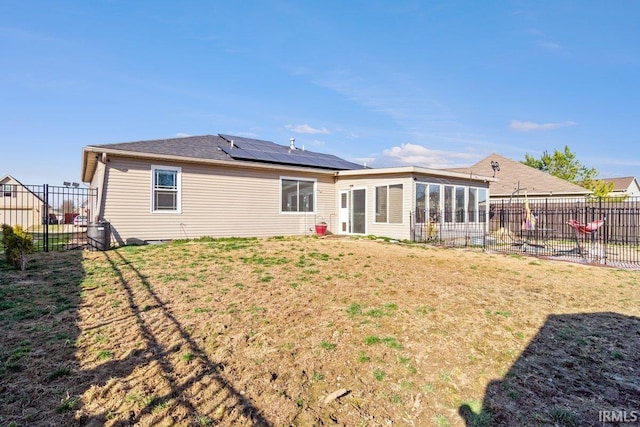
left=1, top=1, right=639, bottom=186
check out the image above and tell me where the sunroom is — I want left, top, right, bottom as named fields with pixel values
left=334, top=167, right=494, bottom=243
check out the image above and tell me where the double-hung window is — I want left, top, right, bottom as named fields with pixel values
left=152, top=165, right=181, bottom=213
left=281, top=178, right=315, bottom=212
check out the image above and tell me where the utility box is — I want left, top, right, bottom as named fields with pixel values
left=87, top=221, right=111, bottom=251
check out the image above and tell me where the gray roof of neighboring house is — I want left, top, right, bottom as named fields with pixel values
left=601, top=176, right=637, bottom=191
left=450, top=153, right=591, bottom=197
left=87, top=134, right=365, bottom=171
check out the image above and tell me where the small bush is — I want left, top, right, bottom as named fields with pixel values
left=1, top=224, right=34, bottom=271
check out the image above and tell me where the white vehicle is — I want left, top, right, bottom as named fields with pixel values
left=73, top=215, right=88, bottom=227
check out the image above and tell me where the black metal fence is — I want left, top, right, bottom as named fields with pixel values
left=411, top=196, right=640, bottom=268
left=1, top=183, right=97, bottom=252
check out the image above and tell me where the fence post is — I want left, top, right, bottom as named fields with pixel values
left=43, top=184, right=49, bottom=253
left=409, top=210, right=413, bottom=242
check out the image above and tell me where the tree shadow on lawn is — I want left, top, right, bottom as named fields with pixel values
left=0, top=248, right=271, bottom=426
left=76, top=249, right=271, bottom=426
left=460, top=312, right=640, bottom=427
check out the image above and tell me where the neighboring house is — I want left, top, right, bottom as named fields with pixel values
left=81, top=134, right=493, bottom=244
left=0, top=174, right=46, bottom=229
left=451, top=153, right=591, bottom=201
left=601, top=176, right=640, bottom=198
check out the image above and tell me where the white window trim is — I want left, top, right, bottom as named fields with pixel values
left=374, top=183, right=404, bottom=224
left=279, top=176, right=317, bottom=214
left=151, top=165, right=182, bottom=214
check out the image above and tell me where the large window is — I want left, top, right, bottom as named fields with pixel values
left=281, top=178, right=315, bottom=212
left=428, top=184, right=440, bottom=221
left=426, top=183, right=485, bottom=224
left=152, top=165, right=181, bottom=213
left=455, top=186, right=465, bottom=223
left=375, top=184, right=403, bottom=223
left=478, top=189, right=487, bottom=222
left=444, top=186, right=454, bottom=223
left=468, top=188, right=478, bottom=222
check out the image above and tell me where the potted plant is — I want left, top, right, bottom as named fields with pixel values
left=315, top=221, right=328, bottom=236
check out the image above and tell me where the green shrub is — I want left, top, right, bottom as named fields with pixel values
left=2, top=224, right=34, bottom=271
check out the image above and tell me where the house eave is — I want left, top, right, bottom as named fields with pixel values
left=81, top=146, right=340, bottom=182
left=336, top=165, right=496, bottom=182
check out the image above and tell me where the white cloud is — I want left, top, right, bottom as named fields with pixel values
left=376, top=143, right=480, bottom=169
left=224, top=130, right=259, bottom=138
left=538, top=41, right=561, bottom=51
left=175, top=132, right=192, bottom=138
left=354, top=157, right=375, bottom=167
left=285, top=124, right=330, bottom=134
left=510, top=120, right=576, bottom=132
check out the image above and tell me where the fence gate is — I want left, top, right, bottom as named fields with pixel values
left=1, top=183, right=97, bottom=252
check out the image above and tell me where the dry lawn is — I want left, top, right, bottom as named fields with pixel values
left=1, top=236, right=639, bottom=427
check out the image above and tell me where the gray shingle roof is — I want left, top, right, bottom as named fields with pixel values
left=88, top=134, right=364, bottom=170
left=451, top=153, right=591, bottom=197
left=89, top=134, right=233, bottom=162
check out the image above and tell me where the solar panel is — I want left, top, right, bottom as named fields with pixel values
left=219, top=134, right=364, bottom=170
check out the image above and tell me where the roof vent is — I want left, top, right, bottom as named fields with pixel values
left=230, top=139, right=234, bottom=148
left=491, top=160, right=500, bottom=177
left=290, top=138, right=296, bottom=150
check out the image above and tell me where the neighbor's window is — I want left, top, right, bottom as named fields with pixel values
left=375, top=184, right=403, bottom=224
left=281, top=178, right=315, bottom=212
left=152, top=165, right=181, bottom=213
left=2, top=184, right=16, bottom=198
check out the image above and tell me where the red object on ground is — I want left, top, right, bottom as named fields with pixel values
left=315, top=224, right=328, bottom=236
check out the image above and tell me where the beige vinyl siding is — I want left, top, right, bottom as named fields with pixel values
left=101, top=157, right=335, bottom=244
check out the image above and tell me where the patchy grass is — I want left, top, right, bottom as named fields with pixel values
left=1, top=236, right=639, bottom=426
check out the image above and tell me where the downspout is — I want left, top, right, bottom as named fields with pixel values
left=94, top=152, right=108, bottom=222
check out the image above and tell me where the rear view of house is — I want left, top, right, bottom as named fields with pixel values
left=81, top=134, right=492, bottom=246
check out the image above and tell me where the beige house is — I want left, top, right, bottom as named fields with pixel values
left=0, top=174, right=46, bottom=229
left=81, top=134, right=493, bottom=245
left=601, top=176, right=640, bottom=198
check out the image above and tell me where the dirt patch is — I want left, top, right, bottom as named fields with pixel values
left=1, top=237, right=639, bottom=426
